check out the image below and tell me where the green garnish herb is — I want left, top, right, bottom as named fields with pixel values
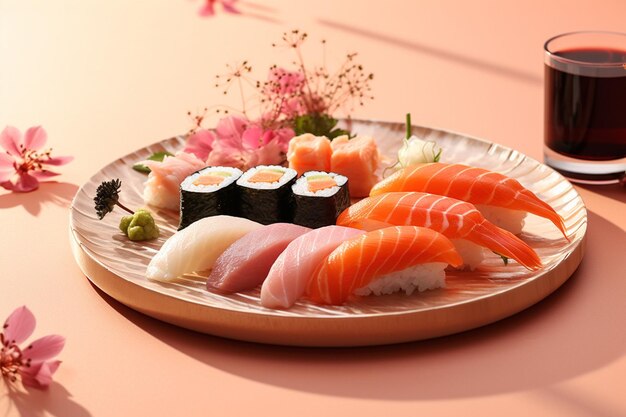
left=492, top=251, right=510, bottom=266
left=405, top=113, right=412, bottom=139
left=433, top=148, right=442, bottom=163
left=132, top=151, right=174, bottom=174
left=94, top=179, right=134, bottom=220
left=294, top=113, right=350, bottom=139
left=119, top=209, right=159, bottom=241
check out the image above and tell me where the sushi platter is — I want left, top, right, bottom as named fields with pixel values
left=69, top=119, right=587, bottom=346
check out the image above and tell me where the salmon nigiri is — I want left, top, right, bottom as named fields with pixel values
left=307, top=226, right=463, bottom=305
left=336, top=192, right=542, bottom=270
left=370, top=163, right=567, bottom=238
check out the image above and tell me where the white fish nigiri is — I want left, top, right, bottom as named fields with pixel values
left=146, top=215, right=262, bottom=281
left=207, top=223, right=311, bottom=293
left=260, top=225, right=365, bottom=309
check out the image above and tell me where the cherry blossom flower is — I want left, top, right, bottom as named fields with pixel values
left=190, top=115, right=294, bottom=170
left=1, top=306, right=65, bottom=389
left=183, top=129, right=216, bottom=161
left=198, top=0, right=240, bottom=17
left=0, top=126, right=73, bottom=193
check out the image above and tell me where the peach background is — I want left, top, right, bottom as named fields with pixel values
left=1, top=1, right=625, bottom=416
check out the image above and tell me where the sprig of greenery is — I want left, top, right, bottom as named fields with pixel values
left=132, top=151, right=173, bottom=174
left=293, top=113, right=350, bottom=139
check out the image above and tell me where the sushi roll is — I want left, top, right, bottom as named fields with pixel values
left=178, top=166, right=242, bottom=230
left=291, top=171, right=350, bottom=229
left=236, top=165, right=297, bottom=225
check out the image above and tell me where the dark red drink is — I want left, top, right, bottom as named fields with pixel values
left=544, top=32, right=626, bottom=183
left=545, top=48, right=626, bottom=159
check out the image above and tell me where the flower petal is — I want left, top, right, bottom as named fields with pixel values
left=241, top=125, right=264, bottom=149
left=222, top=0, right=240, bottom=14
left=44, top=155, right=73, bottom=166
left=215, top=115, right=248, bottom=146
left=183, top=130, right=215, bottom=160
left=20, top=360, right=61, bottom=389
left=198, top=0, right=216, bottom=16
left=23, top=334, right=65, bottom=362
left=8, top=172, right=40, bottom=193
left=0, top=126, right=23, bottom=156
left=3, top=306, right=36, bottom=345
left=31, top=170, right=61, bottom=180
left=23, top=126, right=47, bottom=150
left=0, top=153, right=16, bottom=183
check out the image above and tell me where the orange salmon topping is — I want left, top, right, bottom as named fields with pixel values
left=249, top=169, right=284, bottom=183
left=307, top=176, right=337, bottom=192
left=193, top=174, right=228, bottom=186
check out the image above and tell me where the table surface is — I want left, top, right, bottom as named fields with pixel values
left=1, top=1, right=625, bottom=416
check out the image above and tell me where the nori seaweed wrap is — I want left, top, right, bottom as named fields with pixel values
left=178, top=166, right=242, bottom=230
left=236, top=165, right=297, bottom=225
left=291, top=171, right=350, bottom=228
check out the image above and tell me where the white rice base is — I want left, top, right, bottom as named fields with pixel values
left=236, top=165, right=297, bottom=190
left=181, top=166, right=242, bottom=192
left=475, top=204, right=526, bottom=235
left=292, top=171, right=348, bottom=197
left=354, top=262, right=447, bottom=297
left=451, top=239, right=487, bottom=271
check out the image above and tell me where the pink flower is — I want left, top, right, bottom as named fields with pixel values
left=0, top=126, right=73, bottom=193
left=183, top=129, right=216, bottom=160
left=202, top=115, right=294, bottom=170
left=198, top=0, right=240, bottom=17
left=1, top=306, right=65, bottom=389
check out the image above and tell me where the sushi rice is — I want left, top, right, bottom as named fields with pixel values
left=292, top=171, right=348, bottom=197
left=353, top=262, right=448, bottom=297
left=180, top=166, right=242, bottom=192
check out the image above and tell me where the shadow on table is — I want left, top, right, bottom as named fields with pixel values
left=0, top=182, right=78, bottom=216
left=1, top=382, right=92, bottom=417
left=96, top=210, right=625, bottom=401
left=317, top=19, right=542, bottom=86
left=576, top=182, right=626, bottom=204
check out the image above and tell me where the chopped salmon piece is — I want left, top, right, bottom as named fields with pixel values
left=330, top=135, right=380, bottom=197
left=287, top=134, right=332, bottom=176
left=307, top=176, right=337, bottom=192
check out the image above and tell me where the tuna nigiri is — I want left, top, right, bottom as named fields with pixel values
left=146, top=215, right=262, bottom=281
left=337, top=192, right=542, bottom=270
left=207, top=223, right=311, bottom=293
left=307, top=226, right=463, bottom=305
left=260, top=225, right=365, bottom=309
left=370, top=163, right=567, bottom=238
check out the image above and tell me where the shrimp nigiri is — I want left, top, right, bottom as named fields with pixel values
left=306, top=226, right=463, bottom=305
left=370, top=163, right=567, bottom=238
left=336, top=192, right=542, bottom=270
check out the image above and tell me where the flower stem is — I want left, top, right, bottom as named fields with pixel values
left=116, top=202, right=134, bottom=215
left=406, top=113, right=412, bottom=139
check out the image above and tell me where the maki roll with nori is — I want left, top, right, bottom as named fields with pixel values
left=178, top=166, right=242, bottom=230
left=292, top=171, right=350, bottom=228
left=236, top=165, right=297, bottom=225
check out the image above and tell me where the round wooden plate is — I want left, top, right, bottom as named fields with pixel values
left=69, top=119, right=586, bottom=347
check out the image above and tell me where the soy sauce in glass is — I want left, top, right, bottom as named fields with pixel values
left=544, top=32, right=626, bottom=184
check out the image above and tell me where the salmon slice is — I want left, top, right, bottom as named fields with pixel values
left=330, top=135, right=380, bottom=198
left=307, top=226, right=463, bottom=305
left=287, top=134, right=332, bottom=176
left=248, top=169, right=284, bottom=183
left=307, top=175, right=337, bottom=192
left=337, top=192, right=542, bottom=270
left=370, top=163, right=567, bottom=238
